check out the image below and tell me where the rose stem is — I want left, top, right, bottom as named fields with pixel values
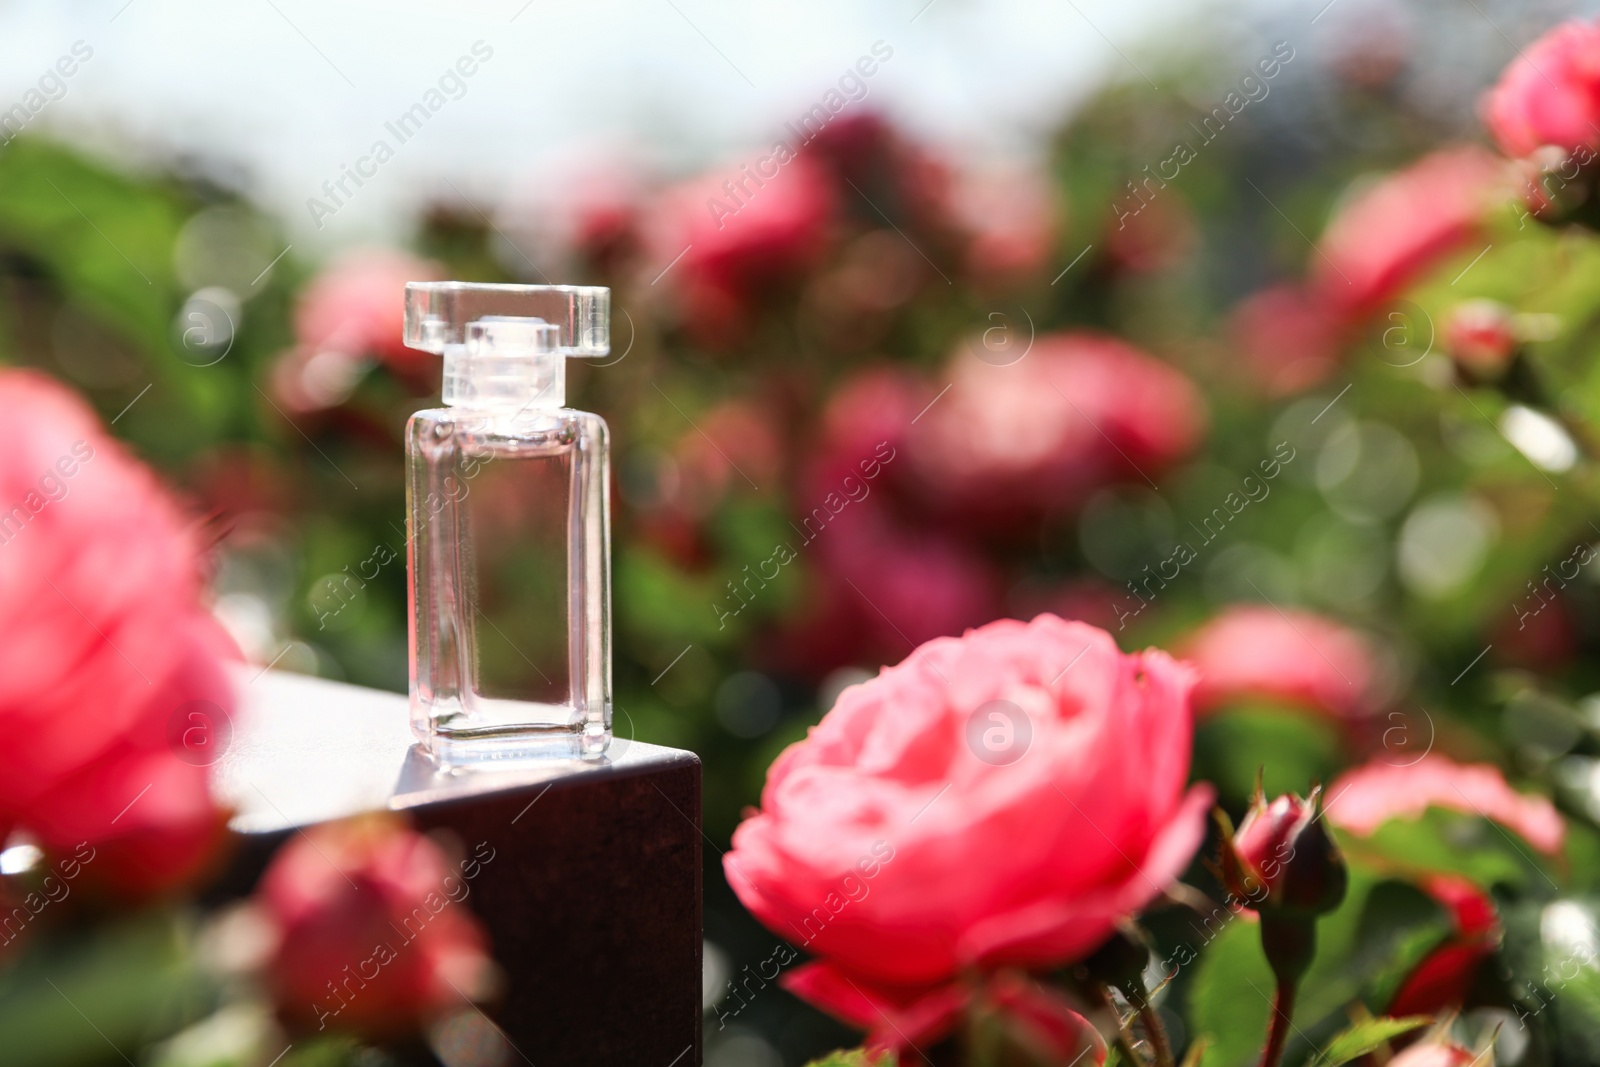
left=1257, top=978, right=1297, bottom=1067
left=1136, top=1000, right=1176, bottom=1067
left=1093, top=984, right=1149, bottom=1067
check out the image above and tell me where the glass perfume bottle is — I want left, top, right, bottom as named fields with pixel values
left=402, top=282, right=611, bottom=761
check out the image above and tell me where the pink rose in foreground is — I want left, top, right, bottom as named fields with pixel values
left=1183, top=605, right=1375, bottom=719
left=260, top=815, right=496, bottom=1040
left=910, top=333, right=1206, bottom=520
left=1328, top=754, right=1565, bottom=856
left=1230, top=283, right=1346, bottom=395
left=1484, top=19, right=1600, bottom=159
left=0, top=370, right=234, bottom=897
left=727, top=616, right=1212, bottom=1050
left=1313, top=146, right=1505, bottom=320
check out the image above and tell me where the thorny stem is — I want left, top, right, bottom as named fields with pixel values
left=1257, top=979, right=1297, bottom=1067
left=1093, top=983, right=1149, bottom=1067
left=1136, top=1000, right=1176, bottom=1067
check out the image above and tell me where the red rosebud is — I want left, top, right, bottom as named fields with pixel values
left=1224, top=788, right=1348, bottom=919
left=1388, top=875, right=1500, bottom=1019
left=1483, top=19, right=1600, bottom=159
left=1443, top=299, right=1518, bottom=375
left=259, top=815, right=496, bottom=1040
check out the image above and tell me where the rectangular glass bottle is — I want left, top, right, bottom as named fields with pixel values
left=403, top=285, right=612, bottom=761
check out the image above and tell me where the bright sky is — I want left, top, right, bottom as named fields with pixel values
left=0, top=0, right=1205, bottom=247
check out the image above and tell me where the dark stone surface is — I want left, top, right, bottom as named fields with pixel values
left=212, top=670, right=703, bottom=1066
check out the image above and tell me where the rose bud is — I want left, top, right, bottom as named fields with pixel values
left=1443, top=300, right=1518, bottom=377
left=1221, top=787, right=1348, bottom=919
left=258, top=814, right=497, bottom=1040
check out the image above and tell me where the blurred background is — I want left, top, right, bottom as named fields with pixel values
left=6, top=0, right=1600, bottom=1062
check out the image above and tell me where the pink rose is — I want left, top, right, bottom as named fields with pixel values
left=726, top=615, right=1212, bottom=1050
left=1313, top=146, right=1506, bottom=320
left=260, top=815, right=495, bottom=1039
left=1183, top=605, right=1375, bottom=719
left=275, top=248, right=444, bottom=412
left=946, top=162, right=1059, bottom=282
left=651, top=155, right=835, bottom=347
left=909, top=333, right=1205, bottom=520
left=0, top=371, right=235, bottom=897
left=292, top=248, right=443, bottom=377
left=1483, top=19, right=1600, bottom=159
left=1230, top=284, right=1346, bottom=396
left=1327, top=754, right=1565, bottom=856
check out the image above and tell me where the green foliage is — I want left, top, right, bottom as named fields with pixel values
left=1314, top=1016, right=1431, bottom=1066
left=1193, top=707, right=1345, bottom=807
left=804, top=1050, right=896, bottom=1067
left=1339, top=809, right=1559, bottom=892
left=0, top=911, right=216, bottom=1067
left=1189, top=867, right=1450, bottom=1067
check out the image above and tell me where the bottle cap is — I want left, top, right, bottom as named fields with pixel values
left=403, top=282, right=610, bottom=357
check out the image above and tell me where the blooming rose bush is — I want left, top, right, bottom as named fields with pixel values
left=16, top=10, right=1600, bottom=1066
left=726, top=615, right=1212, bottom=1050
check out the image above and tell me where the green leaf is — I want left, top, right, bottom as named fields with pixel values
left=0, top=909, right=217, bottom=1067
left=1187, top=907, right=1274, bottom=1067
left=1339, top=807, right=1554, bottom=892
left=1315, top=1016, right=1431, bottom=1066
left=1192, top=707, right=1345, bottom=808
left=803, top=1050, right=896, bottom=1067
